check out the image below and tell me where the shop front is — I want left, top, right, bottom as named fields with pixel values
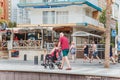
left=72, top=31, right=105, bottom=59
left=7, top=27, right=55, bottom=60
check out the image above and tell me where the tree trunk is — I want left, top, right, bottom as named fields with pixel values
left=104, top=0, right=112, bottom=68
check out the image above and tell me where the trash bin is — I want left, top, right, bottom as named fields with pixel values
left=34, top=56, right=38, bottom=65
left=24, top=54, right=27, bottom=61
left=41, top=54, right=44, bottom=61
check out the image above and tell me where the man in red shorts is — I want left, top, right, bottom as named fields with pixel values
left=58, top=32, right=72, bottom=70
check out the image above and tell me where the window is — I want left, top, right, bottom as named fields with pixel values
left=43, top=11, right=55, bottom=24
left=43, top=0, right=51, bottom=2
left=85, top=9, right=90, bottom=16
left=56, top=11, right=68, bottom=24
left=43, top=11, right=68, bottom=24
left=112, top=4, right=119, bottom=19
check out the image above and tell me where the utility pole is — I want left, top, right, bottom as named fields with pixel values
left=104, top=0, right=112, bottom=68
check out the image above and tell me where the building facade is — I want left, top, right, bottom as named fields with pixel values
left=15, top=0, right=105, bottom=59
left=9, top=0, right=30, bottom=24
left=17, top=0, right=105, bottom=39
left=3, top=0, right=106, bottom=60
left=0, top=0, right=8, bottom=20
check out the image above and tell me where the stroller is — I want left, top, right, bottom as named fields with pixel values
left=41, top=49, right=62, bottom=69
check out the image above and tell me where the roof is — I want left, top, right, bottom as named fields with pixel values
left=18, top=0, right=102, bottom=11
left=72, top=31, right=102, bottom=38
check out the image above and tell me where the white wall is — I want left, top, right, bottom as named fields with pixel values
left=29, top=6, right=97, bottom=26
left=9, top=50, right=44, bottom=60
left=30, top=9, right=43, bottom=24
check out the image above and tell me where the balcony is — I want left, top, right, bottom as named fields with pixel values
left=42, top=14, right=104, bottom=28
left=18, top=0, right=101, bottom=11
left=73, top=15, right=104, bottom=28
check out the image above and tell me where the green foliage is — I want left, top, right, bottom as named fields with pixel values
left=8, top=21, right=17, bottom=28
left=100, top=39, right=105, bottom=44
left=0, top=7, right=2, bottom=15
left=13, top=22, right=17, bottom=27
left=110, top=42, right=115, bottom=48
left=99, top=9, right=106, bottom=27
left=116, top=22, right=118, bottom=35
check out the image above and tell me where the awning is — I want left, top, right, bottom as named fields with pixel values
left=72, top=31, right=102, bottom=38
left=18, top=0, right=102, bottom=11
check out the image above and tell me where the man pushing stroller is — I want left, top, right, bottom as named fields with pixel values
left=41, top=42, right=62, bottom=69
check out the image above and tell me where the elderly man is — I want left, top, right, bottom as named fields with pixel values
left=58, top=32, right=72, bottom=70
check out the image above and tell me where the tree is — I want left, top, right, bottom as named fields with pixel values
left=116, top=22, right=118, bottom=34
left=99, top=9, right=106, bottom=27
left=0, top=7, right=2, bottom=20
left=8, top=21, right=17, bottom=28
left=104, top=0, right=112, bottom=68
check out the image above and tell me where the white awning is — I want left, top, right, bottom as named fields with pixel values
left=72, top=31, right=102, bottom=38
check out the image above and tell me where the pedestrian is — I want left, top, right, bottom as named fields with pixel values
left=58, top=32, right=72, bottom=70
left=70, top=41, right=76, bottom=62
left=90, top=41, right=101, bottom=63
left=83, top=41, right=90, bottom=63
left=110, top=45, right=116, bottom=64
left=114, top=45, right=118, bottom=62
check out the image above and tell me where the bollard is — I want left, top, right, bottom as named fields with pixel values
left=24, top=54, right=27, bottom=61
left=41, top=54, right=44, bottom=61
left=34, top=56, right=38, bottom=65
left=118, top=54, right=120, bottom=63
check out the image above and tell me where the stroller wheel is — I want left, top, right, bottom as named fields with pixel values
left=57, top=64, right=61, bottom=69
left=41, top=63, right=45, bottom=66
left=49, top=63, right=55, bottom=69
left=56, top=62, right=61, bottom=66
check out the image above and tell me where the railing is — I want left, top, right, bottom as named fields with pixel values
left=76, top=44, right=105, bottom=59
left=0, top=41, right=8, bottom=51
left=83, top=15, right=104, bottom=27
left=76, top=44, right=105, bottom=51
left=12, top=40, right=41, bottom=49
left=44, top=43, right=105, bottom=52
left=83, top=15, right=99, bottom=26
left=42, top=14, right=104, bottom=27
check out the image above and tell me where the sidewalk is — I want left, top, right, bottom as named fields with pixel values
left=0, top=59, right=120, bottom=78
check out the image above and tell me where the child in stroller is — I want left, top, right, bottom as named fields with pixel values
left=41, top=43, right=61, bottom=69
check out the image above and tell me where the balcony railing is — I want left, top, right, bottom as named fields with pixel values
left=82, top=15, right=104, bottom=27
left=42, top=14, right=104, bottom=27
left=83, top=15, right=99, bottom=27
